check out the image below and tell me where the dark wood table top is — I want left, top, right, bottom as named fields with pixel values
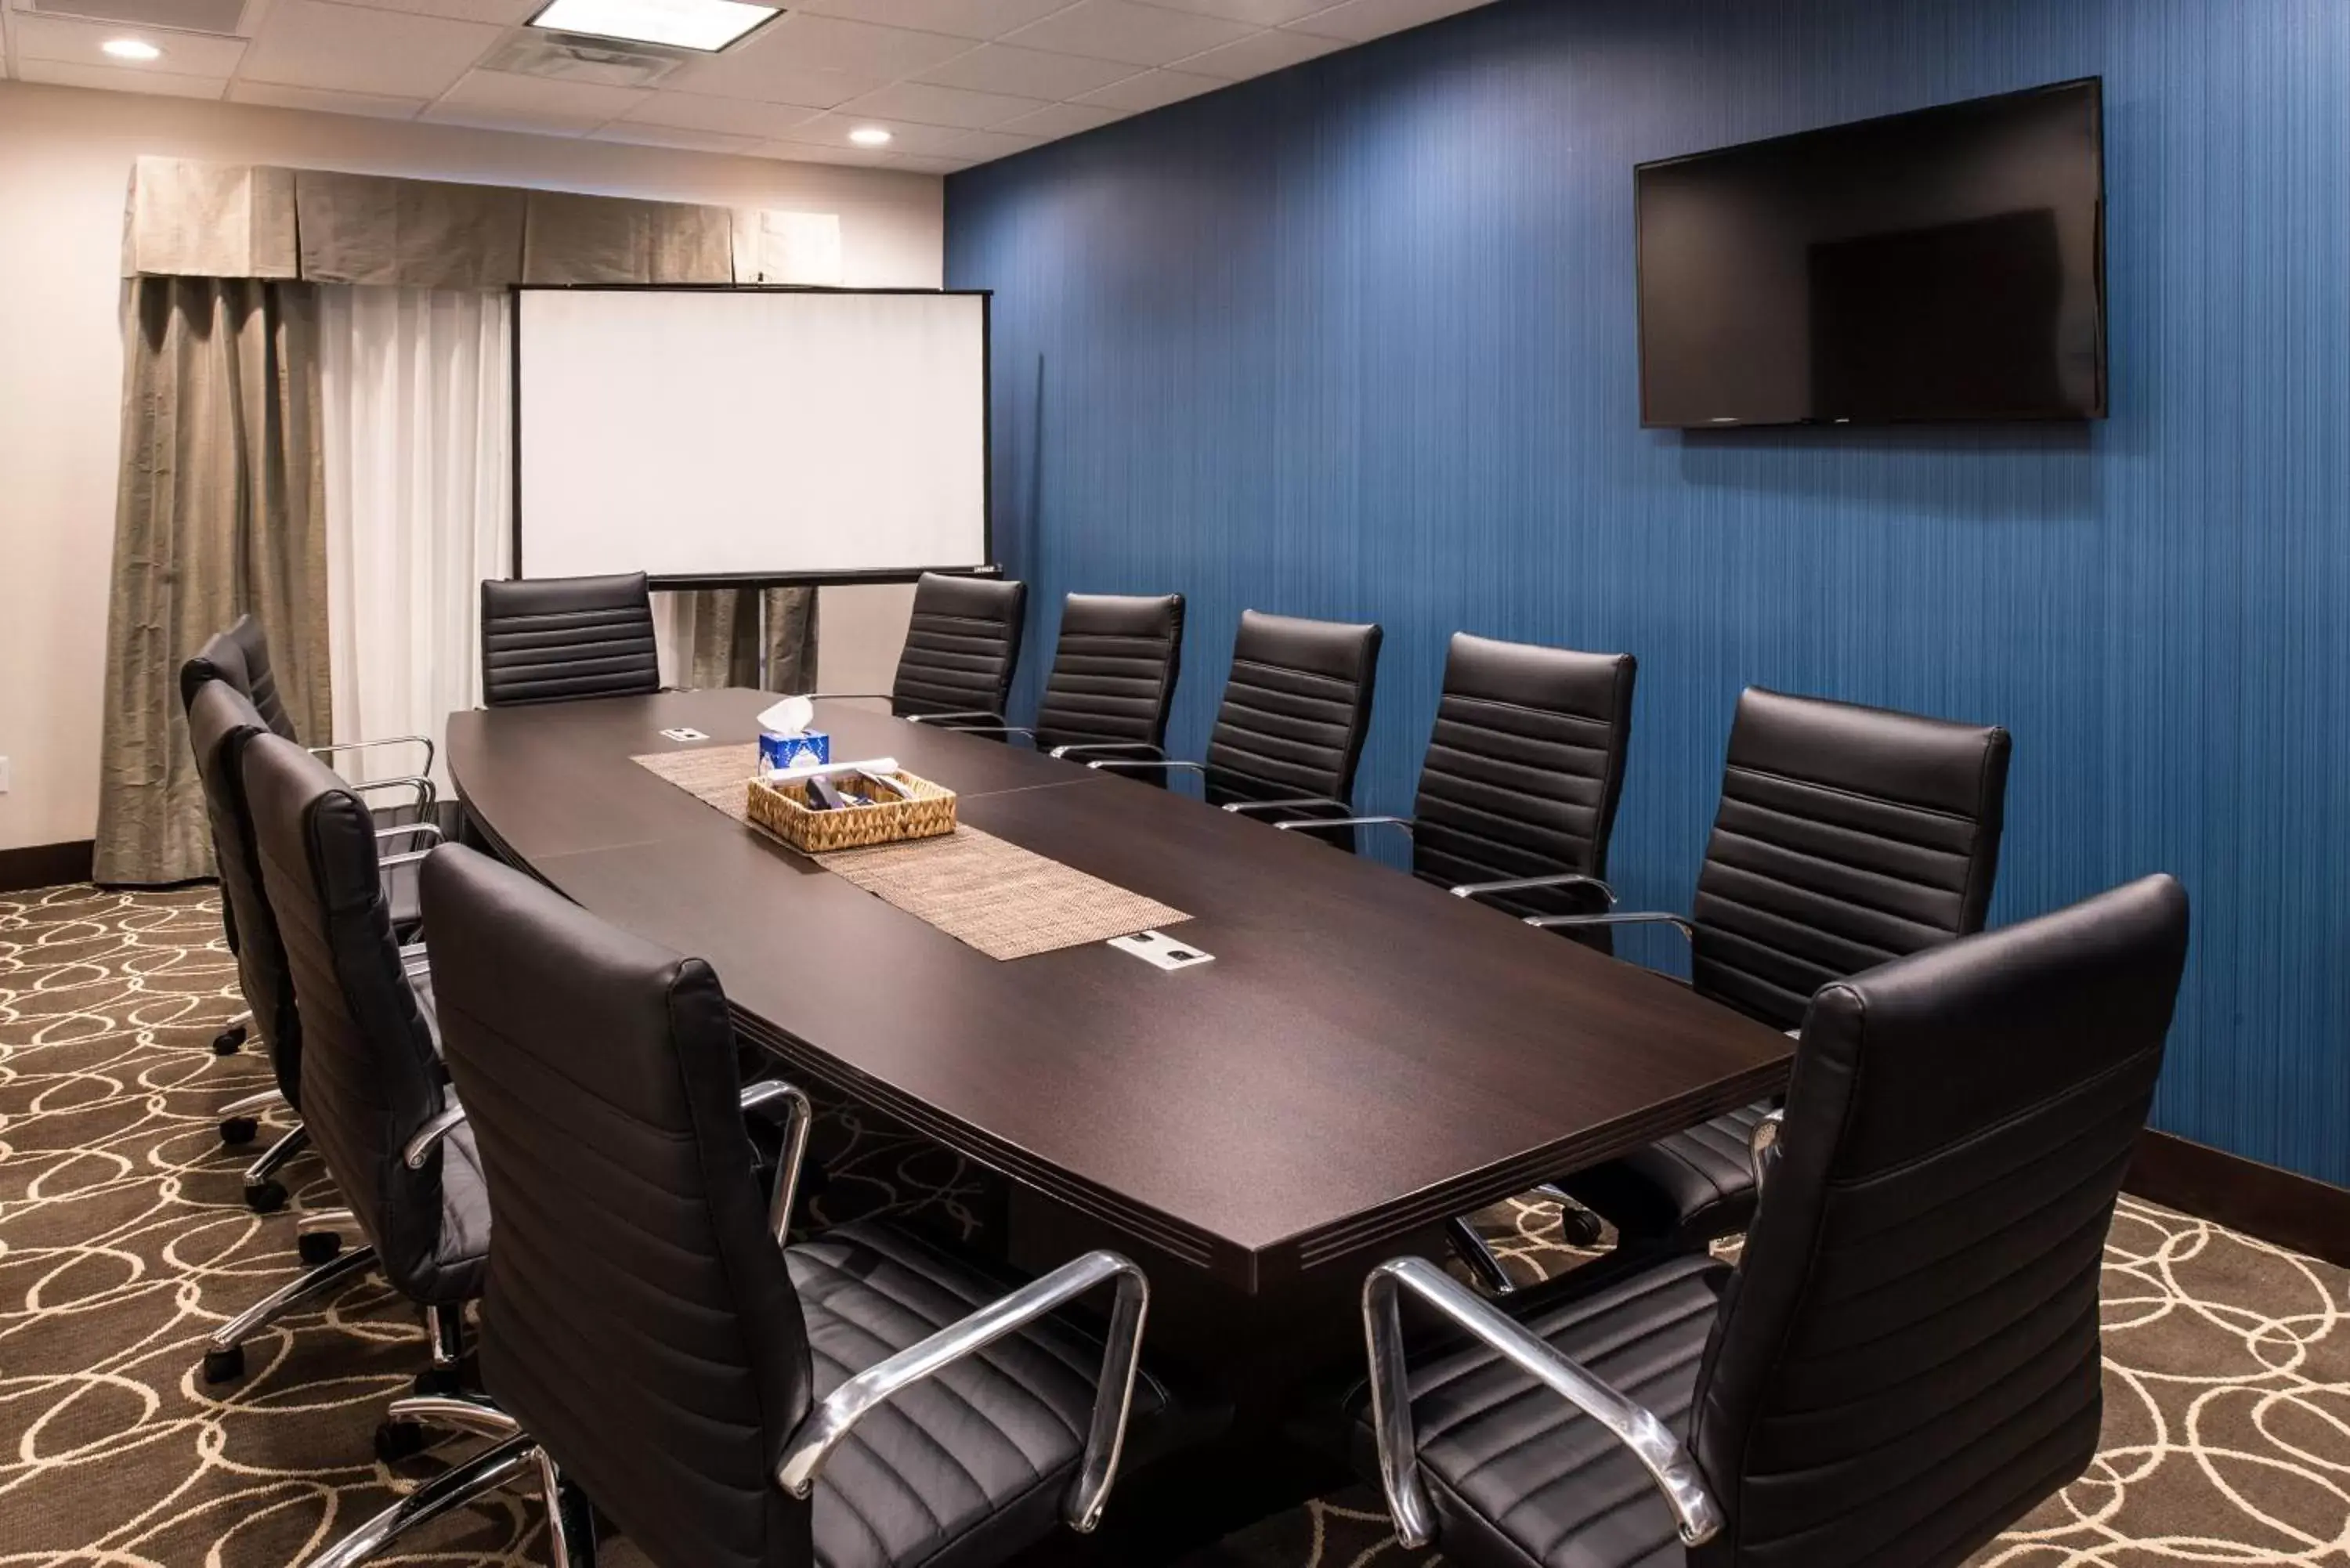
left=446, top=688, right=1792, bottom=1292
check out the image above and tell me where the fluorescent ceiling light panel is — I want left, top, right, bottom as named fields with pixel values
left=527, top=0, right=781, bottom=52
left=103, top=38, right=164, bottom=60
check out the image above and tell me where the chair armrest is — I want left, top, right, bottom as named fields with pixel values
left=1050, top=741, right=1164, bottom=762
left=810, top=692, right=896, bottom=706
left=905, top=709, right=1009, bottom=728
left=1090, top=758, right=1205, bottom=775
left=312, top=734, right=436, bottom=778
left=1361, top=1255, right=1720, bottom=1550
left=1452, top=873, right=1616, bottom=906
left=1274, top=814, right=1413, bottom=836
left=1523, top=910, right=1694, bottom=941
left=403, top=1097, right=467, bottom=1170
left=1220, top=796, right=1350, bottom=818
left=778, top=1249, right=1152, bottom=1535
left=945, top=724, right=1036, bottom=740
left=350, top=775, right=436, bottom=813
left=373, top=822, right=446, bottom=853
left=399, top=939, right=430, bottom=978
left=1748, top=1107, right=1784, bottom=1194
left=739, top=1079, right=814, bottom=1246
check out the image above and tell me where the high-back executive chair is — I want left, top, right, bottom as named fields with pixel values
left=202, top=733, right=484, bottom=1456
left=1529, top=688, right=2012, bottom=1263
left=183, top=616, right=444, bottom=1051
left=827, top=571, right=1031, bottom=732
left=1359, top=873, right=2189, bottom=1568
left=349, top=842, right=1180, bottom=1568
left=1091, top=609, right=1383, bottom=840
left=479, top=571, right=661, bottom=706
left=949, top=591, right=1186, bottom=767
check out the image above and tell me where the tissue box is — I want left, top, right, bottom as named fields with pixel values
left=759, top=730, right=830, bottom=771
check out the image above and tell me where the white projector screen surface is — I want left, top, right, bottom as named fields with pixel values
left=516, top=288, right=988, bottom=581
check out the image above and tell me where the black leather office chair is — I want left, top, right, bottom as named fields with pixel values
left=951, top=591, right=1185, bottom=767
left=202, top=732, right=484, bottom=1447
left=828, top=572, right=1031, bottom=735
left=316, top=841, right=1179, bottom=1568
left=1357, top=873, right=2189, bottom=1568
left=1540, top=688, right=2012, bottom=1258
left=479, top=572, right=661, bottom=706
left=1092, top=609, right=1383, bottom=840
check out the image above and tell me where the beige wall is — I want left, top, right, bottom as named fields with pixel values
left=0, top=79, right=938, bottom=853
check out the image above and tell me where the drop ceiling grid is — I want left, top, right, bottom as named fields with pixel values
left=0, top=0, right=1494, bottom=172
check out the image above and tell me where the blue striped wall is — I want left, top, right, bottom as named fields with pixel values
left=945, top=0, right=2350, bottom=1186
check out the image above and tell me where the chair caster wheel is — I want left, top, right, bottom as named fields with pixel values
left=412, top=1365, right=463, bottom=1398
left=212, top=1024, right=248, bottom=1056
left=374, top=1421, right=425, bottom=1462
left=297, top=1230, right=342, bottom=1265
left=201, top=1346, right=246, bottom=1384
left=244, top=1180, right=287, bottom=1214
left=219, top=1116, right=258, bottom=1147
left=1558, top=1205, right=1604, bottom=1248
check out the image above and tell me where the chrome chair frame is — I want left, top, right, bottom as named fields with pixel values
left=311, top=735, right=438, bottom=815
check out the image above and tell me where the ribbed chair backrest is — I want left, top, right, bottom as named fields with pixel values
left=1410, top=633, right=1636, bottom=922
left=889, top=573, right=1029, bottom=720
left=181, top=615, right=299, bottom=739
left=1688, top=873, right=2189, bottom=1568
left=1030, top=592, right=1185, bottom=754
left=480, top=573, right=660, bottom=706
left=420, top=844, right=815, bottom=1568
left=1202, top=609, right=1383, bottom=809
left=186, top=680, right=303, bottom=1107
left=240, top=733, right=467, bottom=1299
left=1690, top=688, right=2011, bottom=1030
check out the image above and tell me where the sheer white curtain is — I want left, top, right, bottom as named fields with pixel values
left=320, top=287, right=510, bottom=790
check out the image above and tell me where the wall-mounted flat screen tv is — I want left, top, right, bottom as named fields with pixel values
left=1636, top=78, right=2106, bottom=428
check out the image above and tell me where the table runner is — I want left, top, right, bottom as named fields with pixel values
left=631, top=744, right=1190, bottom=960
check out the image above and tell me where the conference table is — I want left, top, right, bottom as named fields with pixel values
left=445, top=688, right=1791, bottom=1511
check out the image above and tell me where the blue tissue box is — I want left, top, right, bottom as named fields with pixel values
left=759, top=730, right=830, bottom=771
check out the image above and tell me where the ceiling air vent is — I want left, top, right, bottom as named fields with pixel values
left=478, top=31, right=693, bottom=89
left=27, top=0, right=248, bottom=32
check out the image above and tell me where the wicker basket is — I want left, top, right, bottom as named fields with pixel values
left=745, top=769, right=957, bottom=854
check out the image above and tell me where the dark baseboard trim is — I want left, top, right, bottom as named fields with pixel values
left=2127, top=1129, right=2350, bottom=1267
left=0, top=838, right=95, bottom=894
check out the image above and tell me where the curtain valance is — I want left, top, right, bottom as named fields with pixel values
left=121, top=156, right=842, bottom=287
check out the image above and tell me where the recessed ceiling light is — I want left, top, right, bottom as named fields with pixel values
left=102, top=38, right=164, bottom=61
left=526, top=0, right=780, bottom=52
left=848, top=126, right=892, bottom=147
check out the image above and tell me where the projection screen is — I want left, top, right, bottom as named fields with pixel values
left=514, top=287, right=989, bottom=584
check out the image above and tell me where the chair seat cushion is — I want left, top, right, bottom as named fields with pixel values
left=1351, top=1252, right=1728, bottom=1568
left=790, top=1221, right=1173, bottom=1568
left=1558, top=1102, right=1770, bottom=1247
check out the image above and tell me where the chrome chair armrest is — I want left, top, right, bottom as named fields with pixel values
left=778, top=1249, right=1152, bottom=1534
left=945, top=724, right=1037, bottom=740
left=905, top=709, right=1010, bottom=728
left=1050, top=741, right=1165, bottom=762
left=399, top=939, right=431, bottom=978
left=1452, top=873, right=1617, bottom=906
left=1522, top=910, right=1695, bottom=941
left=373, top=822, right=446, bottom=851
left=1089, top=758, right=1205, bottom=775
left=1220, top=795, right=1350, bottom=818
left=312, top=734, right=436, bottom=778
left=403, top=1097, right=467, bottom=1170
left=350, top=775, right=436, bottom=813
left=739, top=1080, right=814, bottom=1246
left=809, top=692, right=896, bottom=706
left=1361, top=1256, right=1720, bottom=1550
left=1277, top=814, right=1412, bottom=835
left=1748, top=1107, right=1785, bottom=1193
left=379, top=847, right=438, bottom=870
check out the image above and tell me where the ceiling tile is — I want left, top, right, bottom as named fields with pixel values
left=616, top=89, right=822, bottom=137
left=751, top=12, right=974, bottom=77
left=994, top=97, right=1127, bottom=137
left=784, top=0, right=1076, bottom=41
left=1002, top=0, right=1253, bottom=66
left=941, top=125, right=1043, bottom=161
left=324, top=0, right=542, bottom=20
left=12, top=11, right=248, bottom=74
left=588, top=119, right=761, bottom=154
left=239, top=0, right=504, bottom=96
left=749, top=137, right=904, bottom=168
left=16, top=56, right=227, bottom=96
left=915, top=42, right=1136, bottom=99
left=661, top=49, right=880, bottom=108
left=1285, top=0, right=1487, bottom=42
left=770, top=110, right=971, bottom=157
left=836, top=78, right=1046, bottom=129
left=229, top=78, right=426, bottom=117
left=1171, top=23, right=1338, bottom=78
left=432, top=66, right=653, bottom=127
left=1132, top=0, right=1339, bottom=23
left=1073, top=65, right=1218, bottom=110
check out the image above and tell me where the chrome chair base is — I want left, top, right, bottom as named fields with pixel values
left=303, top=1434, right=537, bottom=1568
left=242, top=1123, right=309, bottom=1212
left=201, top=1243, right=378, bottom=1383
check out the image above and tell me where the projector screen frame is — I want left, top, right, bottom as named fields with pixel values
left=508, top=282, right=997, bottom=590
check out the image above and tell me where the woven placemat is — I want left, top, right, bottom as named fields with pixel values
left=631, top=744, right=1191, bottom=960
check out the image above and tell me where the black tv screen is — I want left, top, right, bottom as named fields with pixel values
left=1636, top=79, right=2106, bottom=427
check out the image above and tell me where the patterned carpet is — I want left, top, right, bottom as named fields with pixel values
left=3, top=882, right=2346, bottom=1567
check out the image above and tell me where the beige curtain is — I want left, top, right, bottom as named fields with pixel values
left=96, top=277, right=329, bottom=884
left=688, top=587, right=820, bottom=693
